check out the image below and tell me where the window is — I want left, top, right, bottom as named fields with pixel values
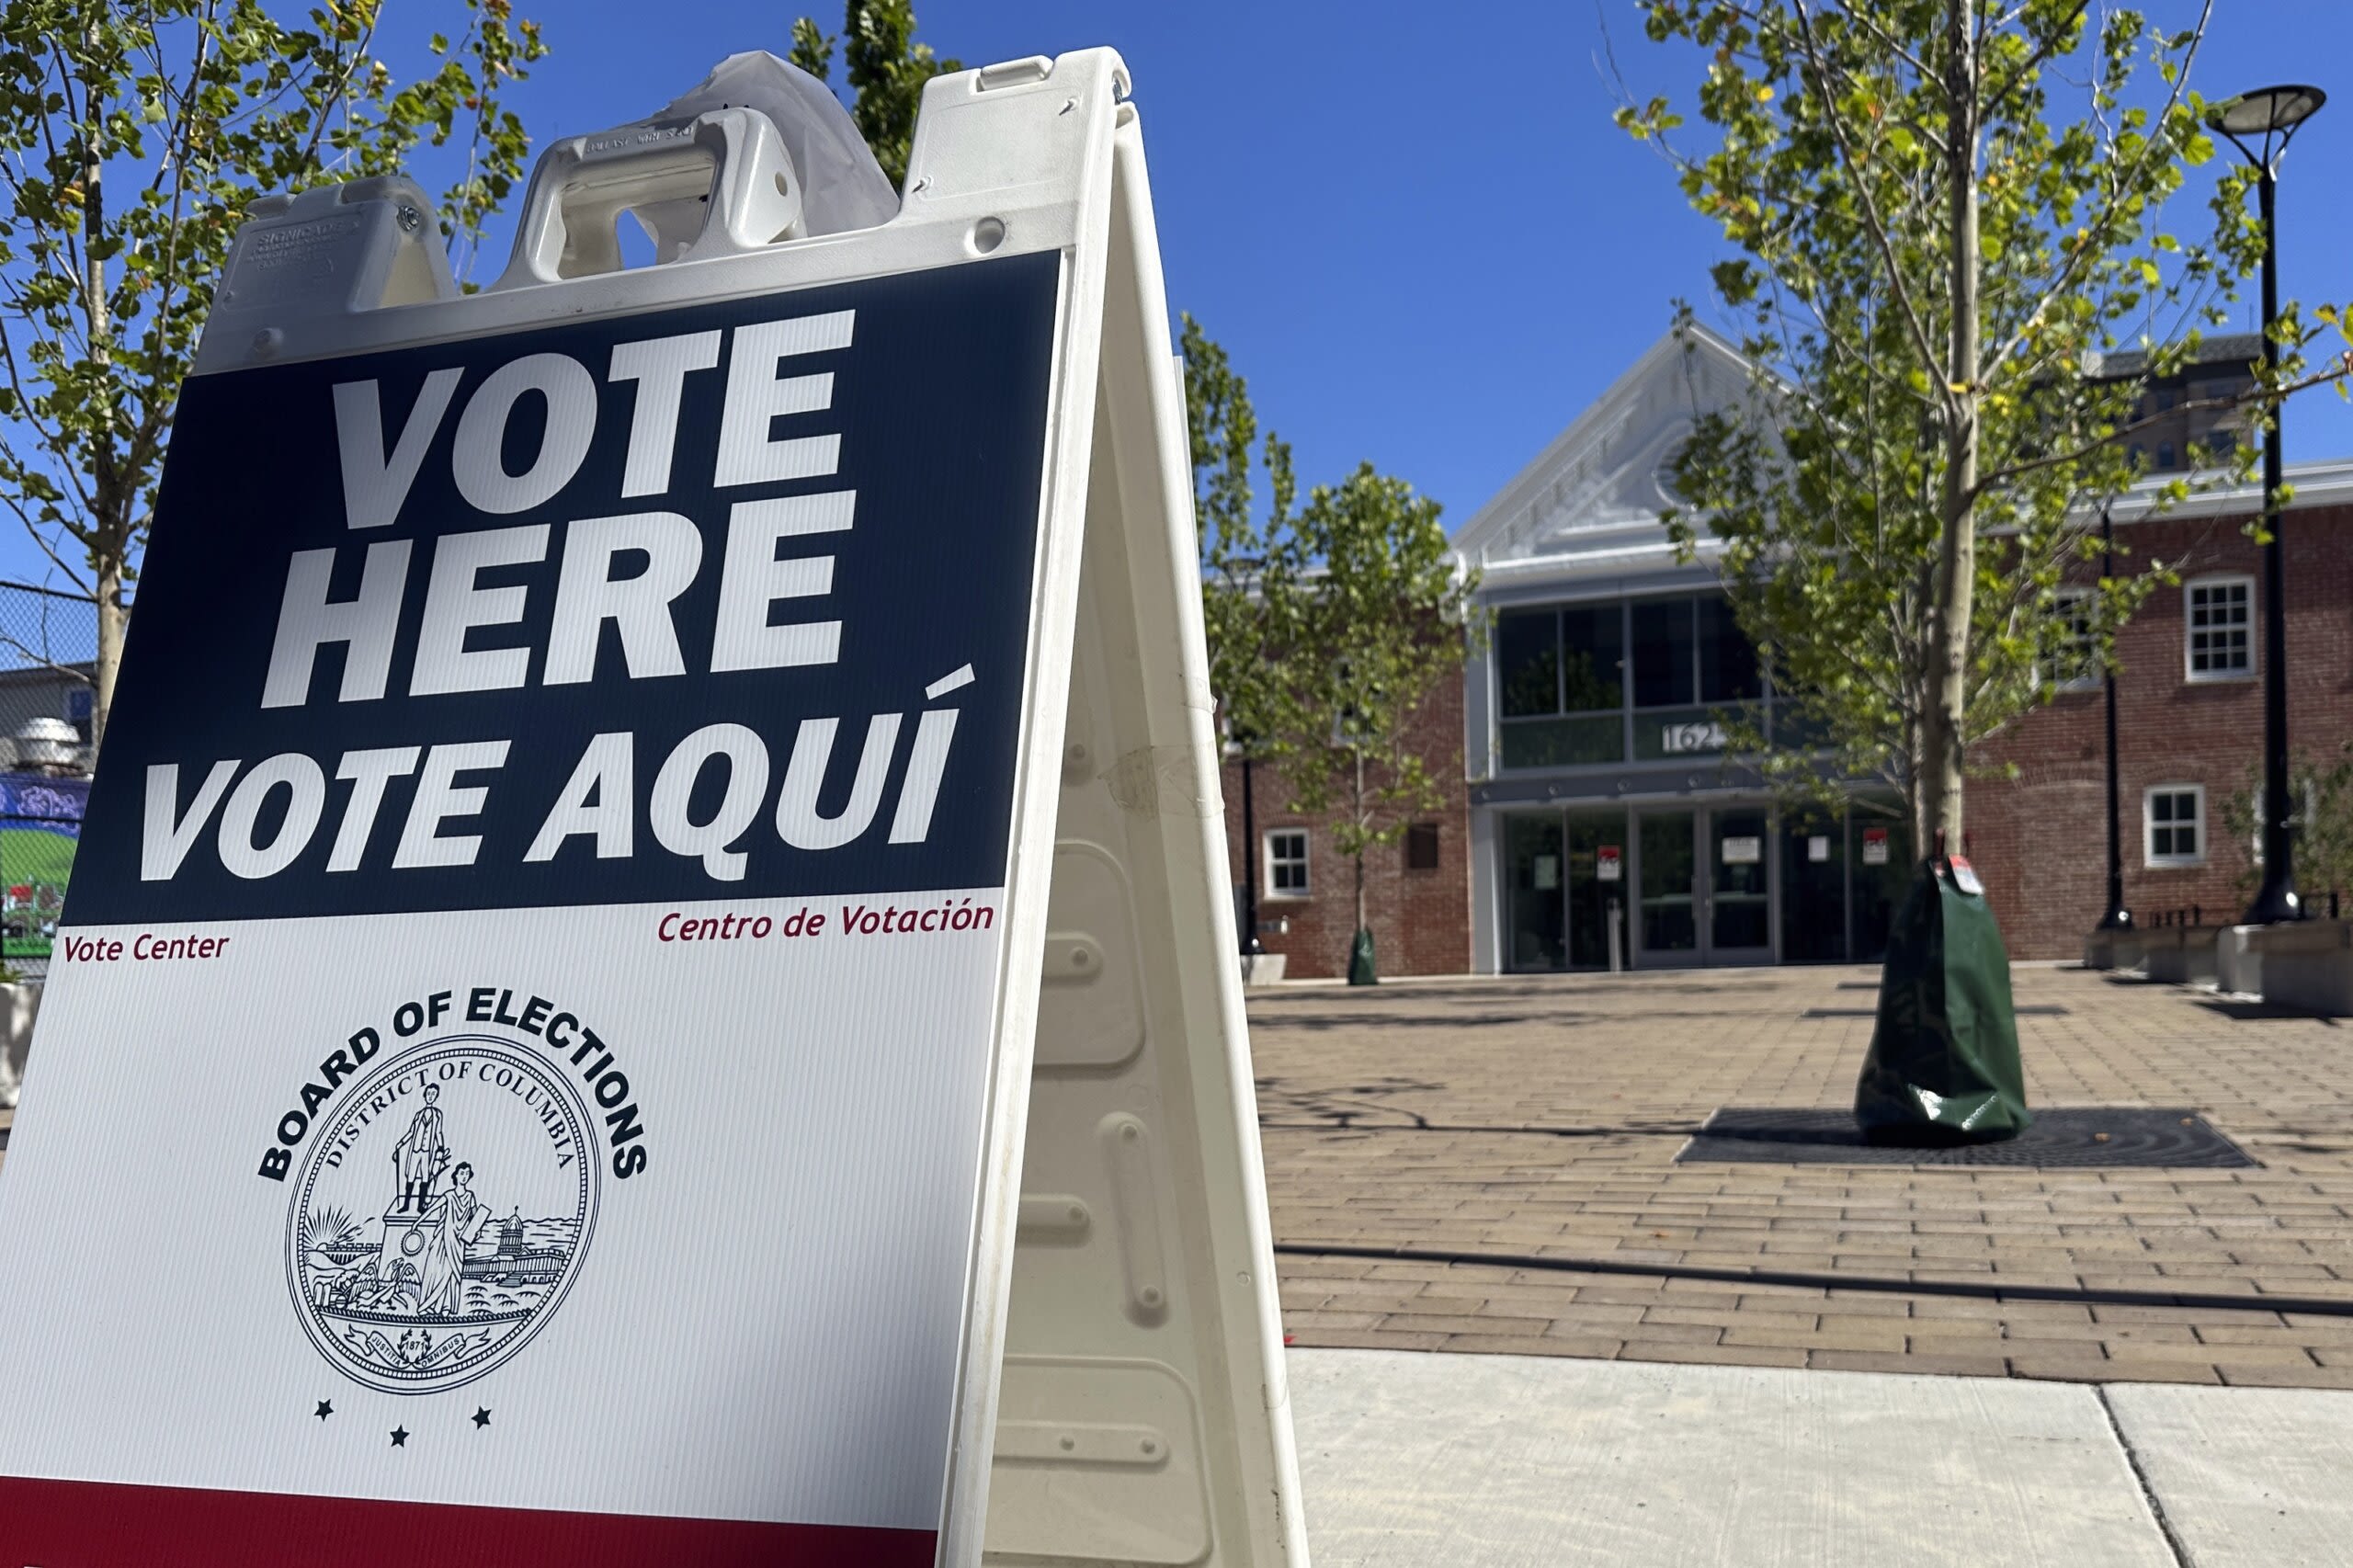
left=2144, top=784, right=2205, bottom=868
left=2185, top=575, right=2254, bottom=680
left=1495, top=602, right=1626, bottom=768
left=1631, top=598, right=1696, bottom=708
left=2050, top=588, right=2099, bottom=691
left=1266, top=829, right=1310, bottom=897
left=1696, top=597, right=1761, bottom=702
left=1496, top=609, right=1562, bottom=718
left=1497, top=606, right=1623, bottom=717
left=1404, top=822, right=1440, bottom=871
left=1495, top=594, right=1759, bottom=770
left=2158, top=440, right=2176, bottom=470
left=2247, top=783, right=2319, bottom=868
left=1559, top=605, right=1624, bottom=711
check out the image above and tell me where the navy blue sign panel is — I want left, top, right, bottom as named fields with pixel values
left=66, top=249, right=1061, bottom=926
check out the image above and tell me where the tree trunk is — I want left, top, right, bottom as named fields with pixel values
left=1904, top=712, right=1927, bottom=857
left=1351, top=747, right=1367, bottom=937
left=93, top=556, right=124, bottom=753
left=1918, top=0, right=1981, bottom=859
left=80, top=29, right=122, bottom=753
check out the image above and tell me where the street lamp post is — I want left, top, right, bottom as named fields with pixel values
left=1239, top=749, right=1263, bottom=959
left=2096, top=504, right=2133, bottom=935
left=2207, top=85, right=2325, bottom=926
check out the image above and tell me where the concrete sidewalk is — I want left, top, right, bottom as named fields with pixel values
left=1290, top=1346, right=2353, bottom=1567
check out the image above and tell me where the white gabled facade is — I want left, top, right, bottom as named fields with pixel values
left=1454, top=324, right=1830, bottom=975
left=1454, top=322, right=1756, bottom=787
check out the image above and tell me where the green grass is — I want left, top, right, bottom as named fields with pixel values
left=0, top=825, right=77, bottom=888
left=1, top=824, right=77, bottom=957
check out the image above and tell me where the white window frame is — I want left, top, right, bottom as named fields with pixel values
left=2049, top=587, right=2100, bottom=693
left=2183, top=574, right=2255, bottom=683
left=2143, top=783, right=2207, bottom=869
left=2248, top=780, right=2320, bottom=868
left=1264, top=828, right=1312, bottom=899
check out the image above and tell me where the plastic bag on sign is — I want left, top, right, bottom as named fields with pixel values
left=1853, top=857, right=2031, bottom=1144
left=645, top=51, right=901, bottom=239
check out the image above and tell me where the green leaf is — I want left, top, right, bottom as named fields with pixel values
left=0, top=0, right=554, bottom=746
left=1608, top=0, right=2255, bottom=838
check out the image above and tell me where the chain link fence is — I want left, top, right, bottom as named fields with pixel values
left=0, top=581, right=97, bottom=983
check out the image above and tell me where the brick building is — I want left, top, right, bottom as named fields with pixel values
left=1217, top=324, right=2353, bottom=974
left=1972, top=482, right=2353, bottom=957
left=1219, top=674, right=1472, bottom=981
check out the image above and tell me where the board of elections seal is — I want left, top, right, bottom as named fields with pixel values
left=286, top=1035, right=599, bottom=1395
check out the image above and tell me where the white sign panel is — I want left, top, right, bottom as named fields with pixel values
left=1722, top=836, right=1762, bottom=866
left=1596, top=846, right=1622, bottom=882
left=1808, top=835, right=1831, bottom=863
left=1863, top=827, right=1892, bottom=865
left=0, top=231, right=1060, bottom=1562
left=1660, top=721, right=1726, bottom=755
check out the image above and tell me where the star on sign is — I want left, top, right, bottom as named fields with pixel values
left=472, top=1407, right=492, bottom=1429
left=390, top=1426, right=409, bottom=1448
left=314, top=1401, right=334, bottom=1421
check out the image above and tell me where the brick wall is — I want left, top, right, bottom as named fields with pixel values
left=1972, top=503, right=2353, bottom=958
left=1219, top=673, right=1472, bottom=980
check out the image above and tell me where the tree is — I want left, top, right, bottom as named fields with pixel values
left=1180, top=313, right=1301, bottom=767
left=789, top=0, right=959, bottom=192
left=0, top=0, right=548, bottom=748
left=1614, top=1, right=2347, bottom=852
left=1271, top=466, right=1479, bottom=982
left=1178, top=316, right=1480, bottom=982
left=1180, top=312, right=1307, bottom=964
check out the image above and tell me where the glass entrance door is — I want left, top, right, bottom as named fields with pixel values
left=1633, top=805, right=1779, bottom=966
left=1779, top=805, right=1849, bottom=962
left=1851, top=813, right=1914, bottom=963
left=1637, top=811, right=1699, bottom=960
left=1708, top=808, right=1774, bottom=963
left=1563, top=812, right=1620, bottom=971
left=1504, top=814, right=1566, bottom=971
left=1503, top=809, right=1631, bottom=972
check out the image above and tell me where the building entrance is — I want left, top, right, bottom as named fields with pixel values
left=1633, top=806, right=1772, bottom=967
left=1502, top=809, right=1628, bottom=971
left=1497, top=800, right=1909, bottom=972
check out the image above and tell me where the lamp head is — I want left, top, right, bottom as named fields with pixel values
left=2206, top=85, right=2325, bottom=137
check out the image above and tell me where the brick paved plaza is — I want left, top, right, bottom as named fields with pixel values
left=1255, top=964, right=2353, bottom=1388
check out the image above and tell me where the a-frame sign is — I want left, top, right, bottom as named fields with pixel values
left=0, top=48, right=1308, bottom=1567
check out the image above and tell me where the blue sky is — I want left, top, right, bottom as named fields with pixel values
left=10, top=2, right=2347, bottom=586
left=485, top=0, right=2353, bottom=524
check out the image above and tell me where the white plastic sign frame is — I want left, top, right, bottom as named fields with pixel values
left=0, top=48, right=1306, bottom=1568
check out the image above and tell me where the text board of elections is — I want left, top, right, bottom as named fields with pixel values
left=0, top=47, right=1306, bottom=1568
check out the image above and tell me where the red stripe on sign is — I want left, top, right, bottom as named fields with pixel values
left=0, top=1477, right=938, bottom=1566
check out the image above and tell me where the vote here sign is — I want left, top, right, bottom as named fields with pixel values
left=0, top=249, right=1061, bottom=1564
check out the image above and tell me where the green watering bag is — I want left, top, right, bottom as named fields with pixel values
left=1853, top=856, right=2032, bottom=1144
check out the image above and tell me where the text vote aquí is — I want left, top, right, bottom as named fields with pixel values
left=142, top=308, right=974, bottom=887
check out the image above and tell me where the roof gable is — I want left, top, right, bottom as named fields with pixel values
left=1453, top=323, right=1756, bottom=568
